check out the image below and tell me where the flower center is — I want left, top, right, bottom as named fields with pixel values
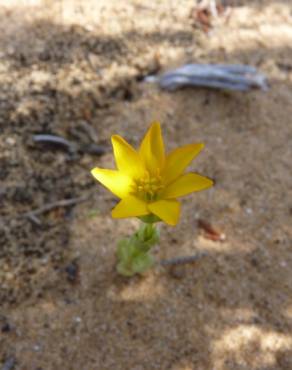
left=133, top=171, right=163, bottom=201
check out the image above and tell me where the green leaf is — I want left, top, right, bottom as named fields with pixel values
left=117, top=261, right=136, bottom=277
left=132, top=253, right=154, bottom=274
left=116, top=222, right=159, bottom=277
left=87, top=208, right=100, bottom=218
left=116, top=239, right=132, bottom=261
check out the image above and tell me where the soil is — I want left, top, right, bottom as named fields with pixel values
left=0, top=1, right=292, bottom=369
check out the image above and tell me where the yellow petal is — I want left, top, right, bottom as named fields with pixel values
left=91, top=168, right=132, bottom=198
left=162, top=173, right=213, bottom=199
left=139, top=121, right=165, bottom=173
left=111, top=135, right=145, bottom=178
left=112, top=196, right=149, bottom=218
left=163, top=143, right=204, bottom=184
left=148, top=199, right=180, bottom=226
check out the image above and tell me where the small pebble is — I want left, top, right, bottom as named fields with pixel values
left=5, top=137, right=16, bottom=146
left=245, top=207, right=253, bottom=214
left=33, top=344, right=41, bottom=352
left=1, top=322, right=12, bottom=333
left=65, top=262, right=79, bottom=283
left=2, top=356, right=16, bottom=370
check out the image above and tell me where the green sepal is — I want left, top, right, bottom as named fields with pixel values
left=139, top=214, right=161, bottom=224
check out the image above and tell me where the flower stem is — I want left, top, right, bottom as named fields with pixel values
left=116, top=221, right=159, bottom=277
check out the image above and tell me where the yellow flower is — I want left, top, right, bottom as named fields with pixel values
left=91, top=122, right=213, bottom=226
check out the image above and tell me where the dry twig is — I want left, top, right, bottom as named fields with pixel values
left=160, top=252, right=208, bottom=266
left=22, top=196, right=88, bottom=223
left=197, top=219, right=226, bottom=241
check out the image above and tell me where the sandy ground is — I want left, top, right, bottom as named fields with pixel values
left=0, top=0, right=292, bottom=369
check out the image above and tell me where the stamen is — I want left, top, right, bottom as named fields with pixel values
left=133, top=170, right=163, bottom=201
